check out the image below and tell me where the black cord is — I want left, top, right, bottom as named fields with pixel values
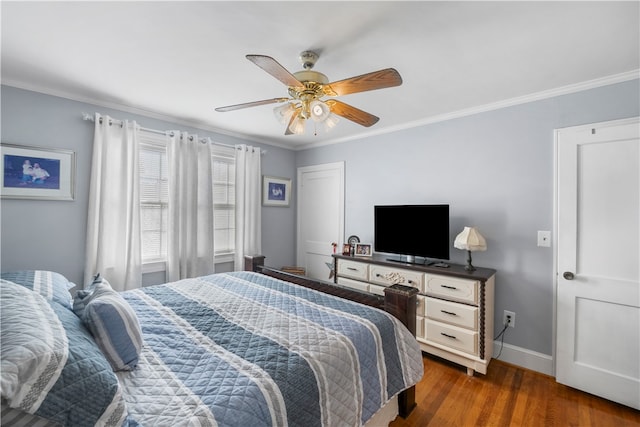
left=494, top=322, right=509, bottom=359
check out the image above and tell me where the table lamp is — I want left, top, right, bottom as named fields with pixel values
left=454, top=226, right=487, bottom=271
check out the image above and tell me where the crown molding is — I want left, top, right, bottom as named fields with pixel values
left=0, top=78, right=293, bottom=150
left=3, top=69, right=638, bottom=152
left=297, top=69, right=640, bottom=151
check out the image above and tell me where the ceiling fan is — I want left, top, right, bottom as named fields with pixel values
left=215, top=51, right=403, bottom=135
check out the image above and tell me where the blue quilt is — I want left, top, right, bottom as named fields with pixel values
left=118, top=271, right=424, bottom=427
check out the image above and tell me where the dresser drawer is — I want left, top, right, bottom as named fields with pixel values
left=426, top=297, right=478, bottom=330
left=425, top=274, right=478, bottom=304
left=336, top=277, right=370, bottom=293
left=370, top=265, right=423, bottom=292
left=337, top=259, right=369, bottom=281
left=426, top=319, right=478, bottom=355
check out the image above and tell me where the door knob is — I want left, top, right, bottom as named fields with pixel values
left=563, top=271, right=575, bottom=280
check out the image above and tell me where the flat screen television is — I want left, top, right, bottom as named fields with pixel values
left=374, top=204, right=450, bottom=264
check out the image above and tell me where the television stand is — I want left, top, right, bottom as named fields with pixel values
left=333, top=253, right=496, bottom=376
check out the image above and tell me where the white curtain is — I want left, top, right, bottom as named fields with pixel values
left=234, top=145, right=262, bottom=270
left=166, top=132, right=216, bottom=281
left=85, top=113, right=141, bottom=290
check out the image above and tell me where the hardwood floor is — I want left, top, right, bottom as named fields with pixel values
left=389, top=354, right=640, bottom=427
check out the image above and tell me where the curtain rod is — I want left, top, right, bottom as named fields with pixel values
left=81, top=112, right=265, bottom=154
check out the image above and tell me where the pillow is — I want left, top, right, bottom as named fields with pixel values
left=0, top=279, right=67, bottom=412
left=0, top=280, right=128, bottom=426
left=0, top=270, right=74, bottom=309
left=73, top=279, right=143, bottom=371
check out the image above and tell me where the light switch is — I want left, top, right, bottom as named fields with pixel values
left=537, top=230, right=551, bottom=247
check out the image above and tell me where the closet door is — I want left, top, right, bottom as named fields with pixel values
left=555, top=117, right=639, bottom=409
left=297, top=162, right=344, bottom=280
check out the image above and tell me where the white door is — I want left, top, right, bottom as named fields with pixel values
left=555, top=117, right=639, bottom=409
left=297, top=162, right=344, bottom=281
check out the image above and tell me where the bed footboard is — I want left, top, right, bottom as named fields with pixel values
left=244, top=255, right=418, bottom=418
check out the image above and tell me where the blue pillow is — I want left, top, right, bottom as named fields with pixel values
left=73, top=278, right=143, bottom=371
left=1, top=270, right=75, bottom=309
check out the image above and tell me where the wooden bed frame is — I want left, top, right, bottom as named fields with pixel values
left=244, top=255, right=419, bottom=418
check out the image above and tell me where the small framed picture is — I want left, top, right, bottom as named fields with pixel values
left=263, top=175, right=291, bottom=207
left=342, top=243, right=351, bottom=256
left=1, top=143, right=75, bottom=201
left=354, top=243, right=372, bottom=257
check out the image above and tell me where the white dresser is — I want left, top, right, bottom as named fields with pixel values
left=333, top=254, right=496, bottom=376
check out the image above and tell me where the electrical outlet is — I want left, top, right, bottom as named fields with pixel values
left=503, top=310, right=515, bottom=328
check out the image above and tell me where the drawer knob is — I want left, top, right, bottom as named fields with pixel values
left=441, top=285, right=458, bottom=290
left=441, top=332, right=457, bottom=340
left=441, top=310, right=457, bottom=316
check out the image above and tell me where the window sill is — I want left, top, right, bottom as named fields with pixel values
left=142, top=260, right=166, bottom=274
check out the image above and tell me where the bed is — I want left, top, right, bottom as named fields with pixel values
left=1, top=258, right=423, bottom=427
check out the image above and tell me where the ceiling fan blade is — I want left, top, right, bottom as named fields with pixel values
left=329, top=100, right=379, bottom=127
left=215, top=97, right=289, bottom=112
left=246, top=55, right=304, bottom=88
left=325, top=68, right=402, bottom=96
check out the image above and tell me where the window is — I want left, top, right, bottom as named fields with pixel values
left=138, top=131, right=235, bottom=266
left=212, top=149, right=236, bottom=257
left=139, top=133, right=169, bottom=263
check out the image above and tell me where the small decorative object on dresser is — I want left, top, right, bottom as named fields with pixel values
left=342, top=243, right=352, bottom=256
left=355, top=243, right=372, bottom=256
left=454, top=226, right=487, bottom=271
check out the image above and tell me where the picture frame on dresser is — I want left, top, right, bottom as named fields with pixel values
left=354, top=243, right=372, bottom=256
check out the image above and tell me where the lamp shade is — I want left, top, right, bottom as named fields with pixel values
left=454, top=227, right=487, bottom=252
left=273, top=103, right=296, bottom=125
left=287, top=114, right=306, bottom=134
left=310, top=100, right=331, bottom=122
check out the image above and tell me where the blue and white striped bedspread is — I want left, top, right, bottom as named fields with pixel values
left=118, top=271, right=423, bottom=427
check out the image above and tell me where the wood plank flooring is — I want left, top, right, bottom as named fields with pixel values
left=389, top=354, right=640, bottom=427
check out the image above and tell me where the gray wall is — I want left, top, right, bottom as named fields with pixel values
left=296, top=79, right=640, bottom=356
left=2, top=80, right=638, bottom=358
left=0, top=85, right=297, bottom=286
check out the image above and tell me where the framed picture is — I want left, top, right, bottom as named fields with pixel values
left=263, top=175, right=291, bottom=207
left=342, top=243, right=351, bottom=256
left=354, top=243, right=372, bottom=257
left=1, top=143, right=76, bottom=201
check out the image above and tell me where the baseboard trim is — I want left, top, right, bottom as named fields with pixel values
left=492, top=341, right=553, bottom=376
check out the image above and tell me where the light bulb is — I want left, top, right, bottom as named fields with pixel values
left=309, top=100, right=331, bottom=122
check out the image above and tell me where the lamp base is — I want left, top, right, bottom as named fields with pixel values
left=464, top=250, right=476, bottom=271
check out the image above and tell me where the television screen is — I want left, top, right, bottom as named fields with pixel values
left=374, top=204, right=450, bottom=262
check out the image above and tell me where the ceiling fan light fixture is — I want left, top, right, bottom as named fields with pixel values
left=310, top=100, right=331, bottom=122
left=273, top=102, right=296, bottom=124
left=288, top=114, right=306, bottom=135
left=321, top=113, right=340, bottom=132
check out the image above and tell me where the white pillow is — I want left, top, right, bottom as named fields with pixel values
left=0, top=280, right=68, bottom=413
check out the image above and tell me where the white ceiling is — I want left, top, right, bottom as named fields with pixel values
left=2, top=1, right=638, bottom=150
